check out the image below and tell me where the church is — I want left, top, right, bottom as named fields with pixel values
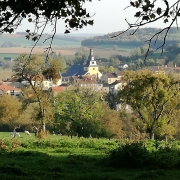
left=61, top=49, right=102, bottom=83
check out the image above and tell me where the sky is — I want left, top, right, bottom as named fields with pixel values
left=15, top=0, right=178, bottom=35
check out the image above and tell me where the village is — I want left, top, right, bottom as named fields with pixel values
left=1, top=48, right=180, bottom=101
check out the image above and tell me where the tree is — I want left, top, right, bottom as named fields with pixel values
left=0, top=94, right=22, bottom=128
left=54, top=86, right=104, bottom=137
left=74, top=46, right=89, bottom=65
left=13, top=54, right=63, bottom=132
left=54, top=86, right=122, bottom=138
left=117, top=70, right=180, bottom=139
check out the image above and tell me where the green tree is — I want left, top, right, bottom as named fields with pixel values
left=109, top=58, right=120, bottom=67
left=54, top=87, right=104, bottom=137
left=74, top=46, right=89, bottom=65
left=117, top=70, right=180, bottom=139
left=54, top=86, right=122, bottom=138
left=13, top=54, right=63, bottom=132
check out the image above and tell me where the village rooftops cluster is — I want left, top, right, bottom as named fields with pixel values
left=2, top=48, right=177, bottom=98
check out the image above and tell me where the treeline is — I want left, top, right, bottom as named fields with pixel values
left=81, top=27, right=179, bottom=49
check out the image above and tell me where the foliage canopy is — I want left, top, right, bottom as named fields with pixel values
left=117, top=70, right=180, bottom=139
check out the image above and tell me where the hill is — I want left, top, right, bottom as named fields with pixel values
left=81, top=27, right=180, bottom=49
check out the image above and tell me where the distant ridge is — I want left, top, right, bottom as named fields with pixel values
left=81, top=27, right=180, bottom=49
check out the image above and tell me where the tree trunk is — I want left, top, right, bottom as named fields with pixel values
left=42, top=121, right=46, bottom=132
left=149, top=130, right=154, bottom=139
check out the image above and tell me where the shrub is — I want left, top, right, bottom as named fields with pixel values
left=37, top=130, right=50, bottom=139
left=149, top=147, right=180, bottom=169
left=0, top=139, right=7, bottom=151
left=108, top=142, right=149, bottom=168
left=108, top=141, right=180, bottom=169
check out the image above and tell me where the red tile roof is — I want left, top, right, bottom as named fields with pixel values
left=0, top=83, right=21, bottom=92
left=52, top=86, right=66, bottom=92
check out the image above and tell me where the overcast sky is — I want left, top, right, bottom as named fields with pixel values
left=15, top=0, right=178, bottom=35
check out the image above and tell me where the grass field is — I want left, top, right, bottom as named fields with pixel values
left=0, top=132, right=180, bottom=180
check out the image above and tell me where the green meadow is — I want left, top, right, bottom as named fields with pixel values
left=0, top=132, right=180, bottom=180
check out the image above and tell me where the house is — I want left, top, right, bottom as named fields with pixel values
left=109, top=80, right=127, bottom=95
left=72, top=75, right=103, bottom=92
left=3, top=78, right=25, bottom=89
left=62, top=49, right=102, bottom=84
left=118, top=63, right=128, bottom=69
left=21, top=71, right=62, bottom=90
left=0, top=81, right=21, bottom=97
left=101, top=71, right=124, bottom=84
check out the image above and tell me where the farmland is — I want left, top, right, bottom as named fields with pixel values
left=0, top=33, right=131, bottom=58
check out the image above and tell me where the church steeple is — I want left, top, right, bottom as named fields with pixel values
left=83, top=48, right=102, bottom=79
left=86, top=48, right=97, bottom=66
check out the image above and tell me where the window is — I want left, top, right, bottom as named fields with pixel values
left=10, top=90, right=14, bottom=95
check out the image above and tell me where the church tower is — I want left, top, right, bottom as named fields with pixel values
left=84, top=49, right=102, bottom=79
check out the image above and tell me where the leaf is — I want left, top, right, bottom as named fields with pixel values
left=142, top=16, right=149, bottom=21
left=164, top=19, right=168, bottom=23
left=32, top=36, right=38, bottom=41
left=135, top=11, right=141, bottom=17
left=142, top=5, right=149, bottom=12
left=64, top=30, right=70, bottom=34
left=150, top=13, right=156, bottom=19
left=26, top=35, right=30, bottom=40
left=156, top=7, right=162, bottom=15
left=130, top=2, right=135, bottom=7
left=88, top=20, right=94, bottom=25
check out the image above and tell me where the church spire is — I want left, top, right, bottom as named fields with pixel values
left=90, top=48, right=93, bottom=56
left=88, top=48, right=94, bottom=61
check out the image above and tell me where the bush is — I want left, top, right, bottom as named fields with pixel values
left=149, top=147, right=180, bottom=169
left=108, top=142, right=149, bottom=168
left=108, top=142, right=180, bottom=169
